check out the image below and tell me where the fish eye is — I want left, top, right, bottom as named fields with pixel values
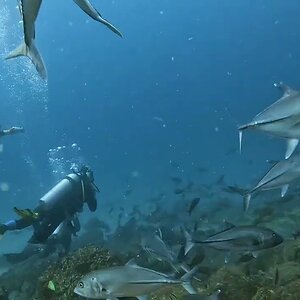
left=102, top=287, right=107, bottom=292
left=79, top=282, right=84, bottom=288
left=272, top=233, right=276, bottom=237
left=91, top=277, right=96, bottom=281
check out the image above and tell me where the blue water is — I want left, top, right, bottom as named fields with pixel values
left=0, top=0, right=300, bottom=254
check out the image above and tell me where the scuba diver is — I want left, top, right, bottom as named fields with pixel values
left=0, top=126, right=24, bottom=138
left=0, top=165, right=100, bottom=247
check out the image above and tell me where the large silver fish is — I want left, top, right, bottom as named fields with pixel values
left=74, top=260, right=199, bottom=299
left=244, top=152, right=300, bottom=211
left=5, top=0, right=47, bottom=79
left=184, top=225, right=282, bottom=255
left=239, top=82, right=300, bottom=159
left=73, top=0, right=122, bottom=37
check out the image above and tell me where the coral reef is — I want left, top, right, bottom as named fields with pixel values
left=36, top=245, right=121, bottom=299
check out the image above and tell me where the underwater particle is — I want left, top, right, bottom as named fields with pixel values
left=153, top=116, right=164, bottom=122
left=131, top=170, right=139, bottom=178
left=188, top=37, right=193, bottom=41
left=0, top=182, right=9, bottom=192
left=0, top=144, right=3, bottom=152
left=48, top=280, right=56, bottom=291
left=214, top=127, right=219, bottom=132
left=171, top=56, right=175, bottom=61
left=159, top=10, right=164, bottom=15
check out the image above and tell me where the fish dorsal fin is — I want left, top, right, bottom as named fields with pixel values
left=207, top=225, right=235, bottom=239
left=126, top=258, right=139, bottom=268
left=274, top=82, right=298, bottom=97
left=223, top=220, right=236, bottom=230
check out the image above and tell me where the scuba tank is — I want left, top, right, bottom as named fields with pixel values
left=38, top=165, right=99, bottom=212
left=38, top=173, right=83, bottom=211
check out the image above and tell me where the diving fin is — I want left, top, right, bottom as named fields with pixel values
left=13, top=207, right=39, bottom=220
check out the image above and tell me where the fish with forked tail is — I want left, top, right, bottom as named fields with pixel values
left=74, top=260, right=200, bottom=299
left=184, top=225, right=283, bottom=255
left=243, top=152, right=300, bottom=211
left=5, top=0, right=47, bottom=79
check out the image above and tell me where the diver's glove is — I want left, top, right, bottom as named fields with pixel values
left=0, top=224, right=7, bottom=235
left=13, top=207, right=39, bottom=220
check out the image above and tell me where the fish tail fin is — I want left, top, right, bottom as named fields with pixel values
left=5, top=41, right=47, bottom=80
left=5, top=42, right=27, bottom=59
left=243, top=193, right=251, bottom=212
left=96, top=12, right=123, bottom=38
left=183, top=228, right=194, bottom=255
left=285, top=138, right=299, bottom=159
left=180, top=265, right=200, bottom=294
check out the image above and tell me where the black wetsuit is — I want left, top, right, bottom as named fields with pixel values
left=5, top=172, right=97, bottom=244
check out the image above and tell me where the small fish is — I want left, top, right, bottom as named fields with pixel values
left=184, top=225, right=283, bottom=255
left=73, top=0, right=122, bottom=37
left=239, top=82, right=300, bottom=159
left=74, top=261, right=199, bottom=299
left=174, top=188, right=185, bottom=195
left=188, top=198, right=201, bottom=216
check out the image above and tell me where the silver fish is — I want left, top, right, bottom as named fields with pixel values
left=239, top=82, right=300, bottom=159
left=74, top=260, right=199, bottom=299
left=184, top=225, right=282, bottom=255
left=244, top=152, right=300, bottom=211
left=5, top=0, right=47, bottom=79
left=141, top=230, right=186, bottom=272
left=73, top=0, right=122, bottom=37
